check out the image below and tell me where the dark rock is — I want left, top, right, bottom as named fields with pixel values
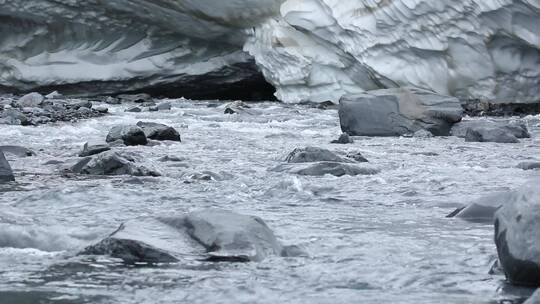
left=79, top=142, right=111, bottom=157
left=451, top=120, right=530, bottom=143
left=465, top=128, right=519, bottom=143
left=339, top=87, right=463, bottom=136
left=16, top=92, right=44, bottom=108
left=317, top=100, right=336, bottom=110
left=117, top=93, right=152, bottom=103
left=0, top=151, right=15, bottom=182
left=148, top=106, right=159, bottom=112
left=461, top=99, right=540, bottom=117
left=125, top=106, right=142, bottom=113
left=517, top=162, right=540, bottom=170
left=346, top=152, right=369, bottom=163
left=494, top=180, right=540, bottom=286
left=106, top=126, right=148, bottom=146
left=136, top=122, right=181, bottom=142
left=68, top=100, right=92, bottom=110
left=331, top=133, right=353, bottom=144
left=0, top=146, right=34, bottom=157
left=81, top=209, right=302, bottom=263
left=447, top=191, right=514, bottom=223
left=71, top=151, right=159, bottom=176
left=285, top=147, right=352, bottom=163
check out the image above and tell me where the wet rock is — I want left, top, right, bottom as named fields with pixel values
left=447, top=191, right=514, bottom=223
left=117, top=93, right=152, bottom=103
left=0, top=151, right=15, bottom=182
left=81, top=209, right=301, bottom=263
left=68, top=100, right=92, bottom=110
left=346, top=152, right=369, bottom=163
left=136, top=122, right=181, bottom=142
left=285, top=147, right=352, bottom=163
left=16, top=92, right=44, bottom=108
left=71, top=151, right=159, bottom=176
left=106, top=126, right=148, bottom=146
left=494, top=180, right=540, bottom=286
left=331, top=133, right=353, bottom=144
left=517, top=162, right=540, bottom=171
left=0, top=108, right=30, bottom=125
left=451, top=120, right=530, bottom=143
left=125, top=106, right=142, bottom=113
left=0, top=146, right=34, bottom=157
left=158, top=156, right=186, bottom=162
left=79, top=142, right=111, bottom=157
left=289, top=162, right=380, bottom=177
left=465, top=128, right=519, bottom=143
left=339, top=88, right=463, bottom=136
left=224, top=100, right=251, bottom=114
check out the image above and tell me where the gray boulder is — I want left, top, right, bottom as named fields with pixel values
left=0, top=151, right=15, bottom=182
left=494, top=180, right=540, bottom=286
left=79, top=142, right=111, bottom=157
left=0, top=145, right=34, bottom=157
left=346, top=152, right=369, bottom=163
left=136, top=122, right=181, bottom=142
left=81, top=209, right=303, bottom=263
left=451, top=120, right=530, bottom=143
left=0, top=109, right=30, bottom=125
left=447, top=191, right=514, bottom=223
left=71, top=151, right=159, bottom=176
left=285, top=147, right=352, bottom=163
left=106, top=126, right=147, bottom=146
left=125, top=106, right=142, bottom=113
left=16, top=92, right=44, bottom=108
left=517, top=162, right=540, bottom=171
left=339, top=88, right=463, bottom=136
left=290, top=162, right=380, bottom=177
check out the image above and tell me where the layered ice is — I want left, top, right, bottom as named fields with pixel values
left=1, top=0, right=540, bottom=103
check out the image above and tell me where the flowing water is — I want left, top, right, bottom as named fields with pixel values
left=1, top=100, right=540, bottom=304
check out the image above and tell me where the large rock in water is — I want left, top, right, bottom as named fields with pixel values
left=339, top=88, right=463, bottom=136
left=451, top=120, right=530, bottom=143
left=447, top=191, right=514, bottom=223
left=106, top=126, right=148, bottom=146
left=136, top=122, right=181, bottom=142
left=71, top=151, right=159, bottom=177
left=82, top=209, right=301, bottom=263
left=0, top=151, right=15, bottom=182
left=285, top=147, right=353, bottom=163
left=494, top=180, right=540, bottom=286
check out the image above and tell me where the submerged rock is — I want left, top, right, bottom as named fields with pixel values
left=331, top=133, right=353, bottom=144
left=106, top=126, right=148, bottom=146
left=289, top=162, right=380, bottom=177
left=0, top=151, right=15, bottom=182
left=81, top=209, right=302, bottom=263
left=517, top=162, right=540, bottom=171
left=71, top=151, right=159, bottom=176
left=285, top=147, right=352, bottom=164
left=451, top=120, right=530, bottom=143
left=136, top=122, right=181, bottom=142
left=339, top=88, right=462, bottom=136
left=447, top=191, right=514, bottom=223
left=79, top=142, right=111, bottom=157
left=494, top=180, right=540, bottom=286
left=346, top=152, right=369, bottom=163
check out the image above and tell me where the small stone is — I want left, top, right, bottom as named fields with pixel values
left=157, top=102, right=172, bottom=111
left=95, top=106, right=108, bottom=113
left=105, top=97, right=121, bottom=105
left=331, top=133, right=353, bottom=144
